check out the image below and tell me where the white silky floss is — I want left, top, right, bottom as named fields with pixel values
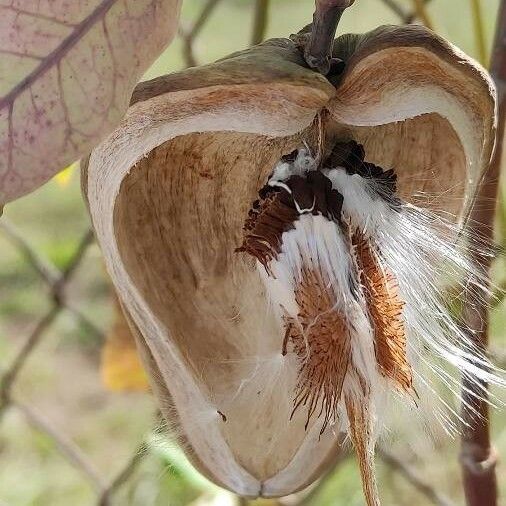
left=261, top=149, right=504, bottom=437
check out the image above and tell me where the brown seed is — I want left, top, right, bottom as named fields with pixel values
left=353, top=232, right=414, bottom=396
left=284, top=267, right=351, bottom=433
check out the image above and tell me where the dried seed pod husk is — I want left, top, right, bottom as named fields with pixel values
left=82, top=25, right=496, bottom=499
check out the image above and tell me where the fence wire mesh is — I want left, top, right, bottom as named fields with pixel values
left=0, top=1, right=502, bottom=505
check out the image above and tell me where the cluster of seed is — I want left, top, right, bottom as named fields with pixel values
left=237, top=141, right=411, bottom=429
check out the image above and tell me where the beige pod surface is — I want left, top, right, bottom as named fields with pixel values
left=82, top=26, right=496, bottom=498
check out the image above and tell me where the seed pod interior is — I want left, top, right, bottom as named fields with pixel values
left=83, top=26, right=498, bottom=500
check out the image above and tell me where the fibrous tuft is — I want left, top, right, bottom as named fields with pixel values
left=236, top=142, right=409, bottom=432
left=237, top=160, right=344, bottom=269
left=353, top=232, right=413, bottom=395
left=284, top=267, right=351, bottom=433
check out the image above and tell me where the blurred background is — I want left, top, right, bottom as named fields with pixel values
left=0, top=0, right=505, bottom=505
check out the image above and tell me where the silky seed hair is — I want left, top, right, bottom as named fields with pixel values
left=236, top=141, right=505, bottom=505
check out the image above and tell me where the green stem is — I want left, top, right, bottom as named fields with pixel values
left=411, top=0, right=434, bottom=29
left=471, top=0, right=488, bottom=65
left=251, top=0, right=270, bottom=45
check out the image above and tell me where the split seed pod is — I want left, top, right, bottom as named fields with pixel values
left=82, top=26, right=500, bottom=503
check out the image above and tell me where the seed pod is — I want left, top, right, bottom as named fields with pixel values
left=82, top=25, right=499, bottom=502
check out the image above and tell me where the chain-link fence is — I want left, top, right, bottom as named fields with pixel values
left=0, top=1, right=504, bottom=505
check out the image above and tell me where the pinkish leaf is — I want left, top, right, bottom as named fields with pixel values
left=0, top=0, right=181, bottom=204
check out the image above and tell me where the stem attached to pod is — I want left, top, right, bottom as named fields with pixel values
left=304, top=0, right=355, bottom=74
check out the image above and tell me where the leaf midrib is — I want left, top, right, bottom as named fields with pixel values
left=0, top=0, right=118, bottom=111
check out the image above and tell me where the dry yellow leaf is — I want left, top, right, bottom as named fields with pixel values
left=54, top=163, right=77, bottom=188
left=101, top=297, right=150, bottom=392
